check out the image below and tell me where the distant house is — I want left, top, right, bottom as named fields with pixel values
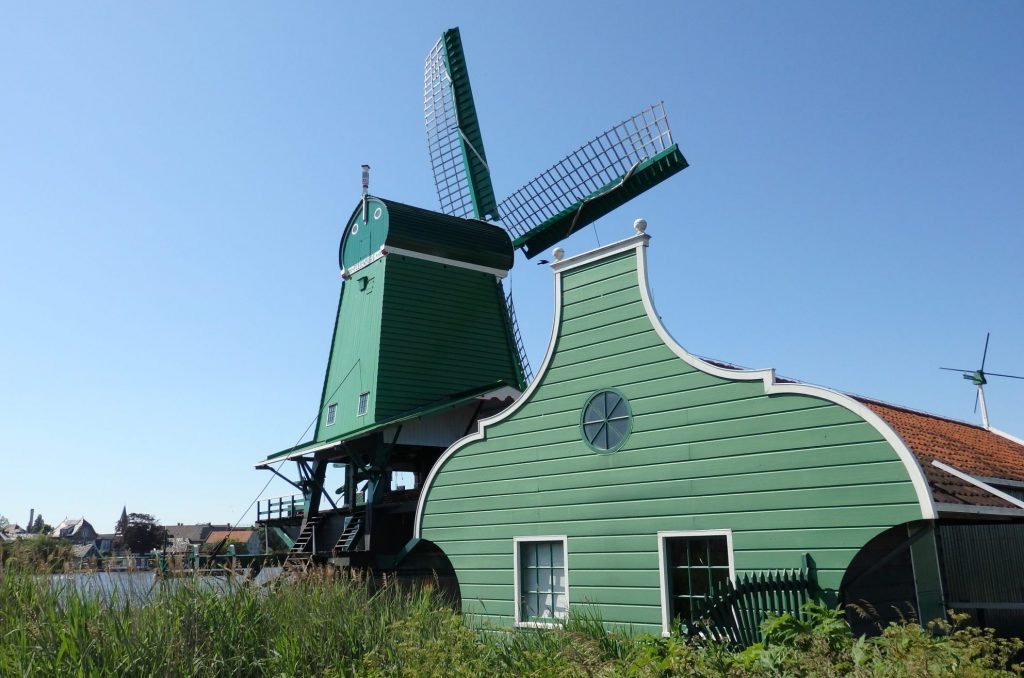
left=94, top=533, right=117, bottom=554
left=72, top=543, right=99, bottom=563
left=205, top=529, right=262, bottom=555
left=1, top=524, right=25, bottom=542
left=165, top=523, right=230, bottom=554
left=51, top=518, right=98, bottom=544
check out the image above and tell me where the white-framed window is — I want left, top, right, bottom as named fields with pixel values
left=657, top=529, right=735, bottom=636
left=514, top=535, right=569, bottom=627
left=357, top=392, right=369, bottom=416
left=326, top=403, right=337, bottom=426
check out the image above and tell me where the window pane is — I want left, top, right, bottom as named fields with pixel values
left=710, top=567, right=730, bottom=590
left=708, top=538, right=728, bottom=566
left=551, top=544, right=564, bottom=568
left=551, top=568, right=565, bottom=591
left=583, top=401, right=604, bottom=424
left=538, top=544, right=552, bottom=567
left=690, top=539, right=710, bottom=567
left=524, top=565, right=539, bottom=593
left=607, top=418, right=628, bottom=447
left=553, top=592, right=568, bottom=616
left=525, top=593, right=540, bottom=619
left=673, top=597, right=692, bottom=623
left=672, top=568, right=690, bottom=597
left=583, top=422, right=605, bottom=445
left=690, top=569, right=710, bottom=596
left=669, top=540, right=688, bottom=566
left=544, top=592, right=558, bottom=617
left=609, top=397, right=628, bottom=419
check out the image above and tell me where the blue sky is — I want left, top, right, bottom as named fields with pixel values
left=1, top=2, right=1021, bottom=531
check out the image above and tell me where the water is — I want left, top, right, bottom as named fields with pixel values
left=49, top=567, right=283, bottom=602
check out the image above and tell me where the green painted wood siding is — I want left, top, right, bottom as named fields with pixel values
left=316, top=253, right=521, bottom=442
left=315, top=258, right=385, bottom=442
left=376, top=255, right=519, bottom=420
left=419, top=245, right=923, bottom=634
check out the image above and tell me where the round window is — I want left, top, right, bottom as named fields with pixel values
left=581, top=390, right=631, bottom=453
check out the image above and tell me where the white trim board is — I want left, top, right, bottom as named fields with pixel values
left=345, top=246, right=509, bottom=279
left=513, top=535, right=570, bottom=628
left=657, top=529, right=735, bottom=637
left=932, top=460, right=1024, bottom=510
left=385, top=246, right=508, bottom=278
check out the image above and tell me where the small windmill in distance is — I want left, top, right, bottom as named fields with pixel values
left=941, top=332, right=1024, bottom=428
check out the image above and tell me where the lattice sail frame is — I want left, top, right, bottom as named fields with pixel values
left=499, top=103, right=675, bottom=241
left=424, top=30, right=498, bottom=221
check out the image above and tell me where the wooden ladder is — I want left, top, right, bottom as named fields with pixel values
left=333, top=516, right=363, bottom=555
left=283, top=515, right=320, bottom=571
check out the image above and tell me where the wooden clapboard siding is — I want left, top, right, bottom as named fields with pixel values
left=420, top=243, right=923, bottom=634
left=315, top=257, right=385, bottom=442
left=376, top=255, right=519, bottom=419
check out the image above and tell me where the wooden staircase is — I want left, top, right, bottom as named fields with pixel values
left=283, top=515, right=320, bottom=572
left=333, top=516, right=363, bottom=555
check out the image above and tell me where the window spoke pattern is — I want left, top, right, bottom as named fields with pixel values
left=581, top=390, right=631, bottom=452
left=519, top=541, right=567, bottom=622
left=666, top=536, right=731, bottom=626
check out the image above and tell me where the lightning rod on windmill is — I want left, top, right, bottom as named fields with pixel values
left=361, top=164, right=370, bottom=222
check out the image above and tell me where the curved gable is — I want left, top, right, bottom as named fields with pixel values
left=416, top=232, right=932, bottom=631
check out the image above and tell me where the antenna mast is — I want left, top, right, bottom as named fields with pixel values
left=940, top=332, right=1024, bottom=428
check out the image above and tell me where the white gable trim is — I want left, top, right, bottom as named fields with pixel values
left=414, top=247, right=565, bottom=537
left=384, top=245, right=508, bottom=278
left=634, top=241, right=936, bottom=520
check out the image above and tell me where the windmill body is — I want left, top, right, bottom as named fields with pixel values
left=255, top=27, right=687, bottom=573
left=323, top=196, right=524, bottom=447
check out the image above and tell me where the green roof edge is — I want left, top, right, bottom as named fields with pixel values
left=260, top=381, right=513, bottom=463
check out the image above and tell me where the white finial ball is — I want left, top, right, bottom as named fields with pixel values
left=552, top=247, right=565, bottom=261
left=634, top=218, right=647, bottom=234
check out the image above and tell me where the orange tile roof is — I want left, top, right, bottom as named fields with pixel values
left=857, top=398, right=1024, bottom=509
left=205, top=530, right=256, bottom=543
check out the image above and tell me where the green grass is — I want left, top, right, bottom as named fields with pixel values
left=0, top=565, right=1020, bottom=677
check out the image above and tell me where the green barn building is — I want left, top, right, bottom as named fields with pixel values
left=411, top=228, right=1024, bottom=636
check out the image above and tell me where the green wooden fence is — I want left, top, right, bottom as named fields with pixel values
left=691, top=569, right=819, bottom=646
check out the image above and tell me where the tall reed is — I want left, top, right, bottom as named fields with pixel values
left=0, top=565, right=1020, bottom=677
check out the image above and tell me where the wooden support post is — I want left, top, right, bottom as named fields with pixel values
left=909, top=521, right=946, bottom=625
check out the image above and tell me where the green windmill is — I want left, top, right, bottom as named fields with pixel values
left=256, top=27, right=688, bottom=572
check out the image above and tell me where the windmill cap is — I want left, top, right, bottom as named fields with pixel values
left=340, top=197, right=514, bottom=273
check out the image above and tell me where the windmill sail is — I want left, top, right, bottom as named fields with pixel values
left=498, top=102, right=688, bottom=258
left=424, top=28, right=499, bottom=221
